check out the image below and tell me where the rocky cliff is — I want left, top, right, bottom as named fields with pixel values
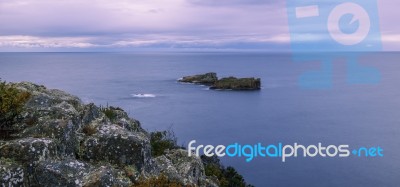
left=0, top=82, right=219, bottom=187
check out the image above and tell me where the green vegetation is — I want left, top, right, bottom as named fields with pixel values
left=0, top=80, right=31, bottom=139
left=82, top=125, right=97, bottom=136
left=211, top=77, right=261, bottom=90
left=135, top=174, right=191, bottom=187
left=99, top=105, right=123, bottom=121
left=124, top=165, right=138, bottom=179
left=201, top=155, right=253, bottom=187
left=179, top=72, right=218, bottom=85
left=0, top=157, right=17, bottom=164
left=150, top=129, right=180, bottom=157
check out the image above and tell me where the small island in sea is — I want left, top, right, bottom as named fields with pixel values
left=179, top=72, right=261, bottom=90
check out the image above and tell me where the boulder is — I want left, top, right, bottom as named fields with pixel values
left=82, top=165, right=132, bottom=187
left=154, top=149, right=218, bottom=187
left=20, top=119, right=80, bottom=157
left=34, top=159, right=132, bottom=187
left=34, top=159, right=91, bottom=186
left=25, top=159, right=132, bottom=187
left=0, top=158, right=25, bottom=187
left=0, top=137, right=58, bottom=165
left=79, top=124, right=152, bottom=170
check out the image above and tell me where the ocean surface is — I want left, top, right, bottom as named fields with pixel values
left=0, top=52, right=399, bottom=186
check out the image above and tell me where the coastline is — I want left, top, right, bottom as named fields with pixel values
left=0, top=81, right=252, bottom=186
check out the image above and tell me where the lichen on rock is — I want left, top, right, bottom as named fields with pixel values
left=154, top=149, right=218, bottom=187
left=0, top=158, right=25, bottom=187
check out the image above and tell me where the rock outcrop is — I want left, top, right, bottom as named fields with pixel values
left=179, top=72, right=261, bottom=90
left=0, top=82, right=218, bottom=186
left=210, top=77, right=261, bottom=90
left=154, top=149, right=217, bottom=186
left=179, top=72, right=218, bottom=85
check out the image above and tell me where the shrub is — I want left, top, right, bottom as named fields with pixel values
left=124, top=165, right=138, bottom=178
left=134, top=175, right=189, bottom=187
left=150, top=129, right=179, bottom=157
left=82, top=125, right=97, bottom=136
left=99, top=105, right=122, bottom=121
left=0, top=80, right=31, bottom=139
left=201, top=155, right=253, bottom=187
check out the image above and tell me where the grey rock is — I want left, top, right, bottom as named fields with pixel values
left=81, top=103, right=104, bottom=126
left=33, top=159, right=132, bottom=187
left=80, top=124, right=152, bottom=170
left=21, top=119, right=80, bottom=157
left=34, top=159, right=91, bottom=187
left=82, top=165, right=132, bottom=187
left=0, top=159, right=25, bottom=187
left=102, top=107, right=143, bottom=133
left=154, top=149, right=218, bottom=187
left=0, top=138, right=58, bottom=165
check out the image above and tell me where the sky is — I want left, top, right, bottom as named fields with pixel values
left=0, top=0, right=399, bottom=52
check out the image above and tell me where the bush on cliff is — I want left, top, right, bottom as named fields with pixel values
left=201, top=155, right=254, bottom=187
left=0, top=80, right=31, bottom=139
left=150, top=129, right=180, bottom=157
left=135, top=174, right=190, bottom=187
left=99, top=105, right=123, bottom=121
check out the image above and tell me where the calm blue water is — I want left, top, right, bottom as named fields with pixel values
left=1, top=52, right=399, bottom=186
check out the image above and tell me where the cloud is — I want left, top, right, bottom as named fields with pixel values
left=0, top=0, right=187, bottom=35
left=0, top=0, right=289, bottom=50
left=186, top=0, right=282, bottom=6
left=0, top=0, right=398, bottom=51
left=0, top=33, right=291, bottom=50
left=381, top=34, right=400, bottom=42
left=0, top=35, right=96, bottom=48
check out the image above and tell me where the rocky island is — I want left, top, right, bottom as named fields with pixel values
left=179, top=72, right=261, bottom=90
left=0, top=81, right=252, bottom=187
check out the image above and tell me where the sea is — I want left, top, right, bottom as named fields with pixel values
left=0, top=52, right=399, bottom=187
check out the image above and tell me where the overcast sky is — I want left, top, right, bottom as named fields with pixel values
left=0, top=0, right=399, bottom=51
